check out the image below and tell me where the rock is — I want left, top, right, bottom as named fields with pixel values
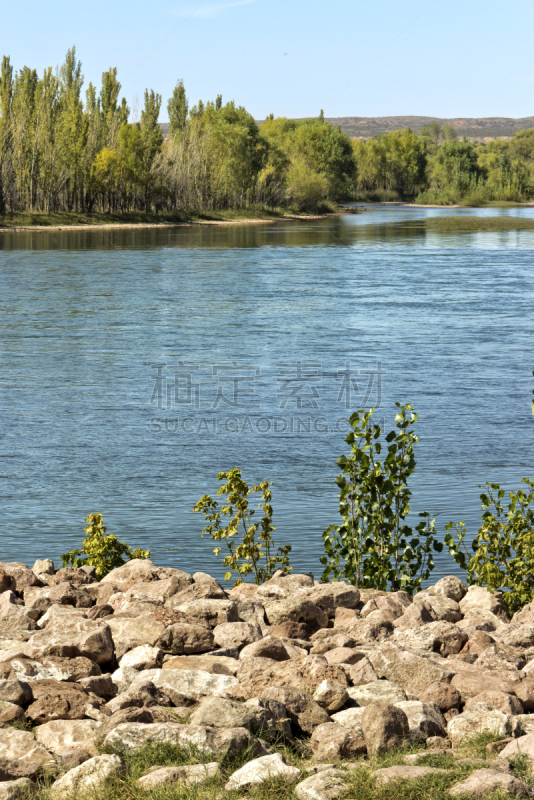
left=0, top=779, right=37, bottom=800
left=361, top=703, right=409, bottom=754
left=324, top=647, right=362, bottom=666
left=348, top=658, right=378, bottom=686
left=368, top=642, right=453, bottom=696
left=214, top=622, right=261, bottom=650
left=86, top=604, right=113, bottom=621
left=460, top=586, right=509, bottom=621
left=163, top=655, right=238, bottom=676
left=100, top=708, right=154, bottom=738
left=189, top=696, right=273, bottom=734
left=451, top=671, right=520, bottom=702
left=78, top=674, right=116, bottom=700
left=225, top=753, right=301, bottom=790
left=393, top=621, right=467, bottom=656
left=394, top=701, right=447, bottom=739
left=55, top=749, right=93, bottom=769
left=236, top=602, right=267, bottom=628
left=50, top=754, right=126, bottom=797
left=495, top=624, right=534, bottom=650
left=477, top=643, right=525, bottom=672
left=343, top=618, right=393, bottom=644
left=310, top=722, right=366, bottom=761
left=49, top=569, right=94, bottom=587
left=498, top=732, right=534, bottom=762
left=35, top=719, right=102, bottom=756
left=138, top=763, right=221, bottom=790
left=514, top=601, right=534, bottom=625
left=166, top=599, right=239, bottom=628
left=260, top=687, right=330, bottom=735
left=270, top=622, right=309, bottom=640
left=447, top=703, right=521, bottom=745
left=0, top=565, right=42, bottom=594
left=331, top=707, right=365, bottom=732
left=32, top=560, right=54, bottom=576
left=0, top=701, right=25, bottom=723
left=105, top=680, right=174, bottom=713
left=294, top=768, right=346, bottom=800
left=418, top=595, right=463, bottom=623
left=0, top=680, right=32, bottom=707
left=313, top=680, right=348, bottom=713
left=419, top=682, right=461, bottom=712
left=25, top=583, right=93, bottom=613
left=458, top=610, right=504, bottom=631
left=25, top=679, right=99, bottom=724
left=512, top=680, right=534, bottom=713
left=239, top=637, right=293, bottom=662
left=0, top=728, right=53, bottom=775
left=104, top=722, right=251, bottom=756
left=305, top=584, right=360, bottom=617
left=334, top=608, right=360, bottom=628
left=467, top=691, right=524, bottom=715
left=130, top=667, right=237, bottom=705
left=100, top=559, right=160, bottom=588
left=119, top=644, right=163, bottom=671
left=235, top=654, right=348, bottom=697
left=0, top=593, right=38, bottom=633
left=393, top=600, right=436, bottom=630
left=373, top=765, right=447, bottom=785
left=24, top=619, right=113, bottom=665
left=261, top=599, right=328, bottom=632
left=486, top=738, right=514, bottom=755
left=348, top=680, right=407, bottom=707
left=450, top=769, right=534, bottom=797
left=157, top=623, right=214, bottom=655
left=106, top=618, right=164, bottom=659
left=433, top=576, right=468, bottom=602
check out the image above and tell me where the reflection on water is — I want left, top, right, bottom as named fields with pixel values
left=0, top=208, right=533, bottom=585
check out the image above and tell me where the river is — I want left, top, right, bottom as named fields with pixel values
left=1, top=206, right=533, bottom=585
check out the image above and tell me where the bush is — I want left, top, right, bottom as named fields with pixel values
left=445, top=479, right=534, bottom=613
left=193, top=468, right=292, bottom=586
left=60, top=513, right=150, bottom=579
left=321, top=404, right=442, bottom=593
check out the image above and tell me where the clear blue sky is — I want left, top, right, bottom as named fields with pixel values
left=3, top=0, right=533, bottom=121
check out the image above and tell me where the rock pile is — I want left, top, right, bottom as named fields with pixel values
left=1, top=559, right=534, bottom=796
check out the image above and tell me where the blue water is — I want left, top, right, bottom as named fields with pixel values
left=0, top=206, right=533, bottom=584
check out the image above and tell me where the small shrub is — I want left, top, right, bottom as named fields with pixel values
left=445, top=478, right=534, bottom=613
left=193, top=468, right=292, bottom=586
left=321, top=404, right=442, bottom=593
left=60, top=513, right=150, bottom=579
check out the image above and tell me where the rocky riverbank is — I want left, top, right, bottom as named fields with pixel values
left=1, top=559, right=534, bottom=798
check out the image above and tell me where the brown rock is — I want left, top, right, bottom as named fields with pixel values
left=467, top=691, right=524, bottom=715
left=368, top=642, right=454, bottom=696
left=0, top=700, right=26, bottom=724
left=361, top=703, right=409, bottom=754
left=419, top=682, right=461, bottom=712
left=236, top=654, right=349, bottom=696
left=345, top=618, right=394, bottom=644
left=512, top=680, right=534, bottom=713
left=86, top=605, right=114, bottom=621
left=239, top=637, right=291, bottom=662
left=451, top=671, right=520, bottom=703
left=100, top=708, right=155, bottom=738
left=261, top=598, right=328, bottom=632
left=49, top=569, right=94, bottom=587
left=0, top=679, right=33, bottom=707
left=25, top=680, right=98, bottom=724
left=324, top=647, right=362, bottom=666
left=165, top=599, right=239, bottom=628
left=157, top=622, right=214, bottom=655
left=348, top=657, right=379, bottom=686
left=334, top=608, right=359, bottom=628
left=270, top=621, right=309, bottom=640
left=260, top=687, right=330, bottom=735
left=55, top=748, right=93, bottom=769
left=213, top=622, right=261, bottom=651
left=162, top=655, right=238, bottom=676
left=24, top=619, right=114, bottom=665
left=393, top=600, right=437, bottom=629
left=450, top=768, right=533, bottom=797
left=373, top=765, right=447, bottom=785
left=310, top=722, right=366, bottom=761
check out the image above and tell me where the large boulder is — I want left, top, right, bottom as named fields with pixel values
left=451, top=671, right=520, bottom=702
left=294, top=769, right=346, bottom=800
left=189, top=696, right=274, bottom=734
left=419, top=681, right=461, bottom=712
left=261, top=598, right=328, bottom=632
left=235, top=654, right=349, bottom=697
left=99, top=560, right=160, bottom=588
left=312, top=680, right=348, bottom=713
left=447, top=703, right=521, bottom=745
left=392, top=621, right=467, bottom=656
left=24, top=619, right=113, bottom=665
left=165, top=599, right=239, bottom=628
left=310, top=722, right=366, bottom=761
left=348, top=680, right=407, bottom=707
left=103, top=722, right=251, bottom=756
left=138, top=763, right=220, bottom=790
left=459, top=586, right=509, bottom=622
left=394, top=701, right=447, bottom=740
left=106, top=618, right=165, bottom=659
left=34, top=719, right=102, bottom=756
left=0, top=729, right=54, bottom=776
left=361, top=703, right=409, bottom=754
left=25, top=680, right=98, bottom=724
left=50, top=755, right=126, bottom=798
left=128, top=668, right=237, bottom=705
left=433, top=576, right=468, bottom=602
left=213, top=622, right=261, bottom=650
left=368, top=642, right=454, bottom=696
left=163, top=655, right=238, bottom=676
left=450, top=769, right=534, bottom=797
left=466, top=691, right=524, bottom=715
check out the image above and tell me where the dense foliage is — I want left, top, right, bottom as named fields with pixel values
left=2, top=48, right=532, bottom=217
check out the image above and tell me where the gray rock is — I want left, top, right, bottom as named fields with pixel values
left=368, top=642, right=454, bottom=696
left=310, top=722, right=366, bottom=761
left=225, top=753, right=301, bottom=790
left=214, top=622, right=262, bottom=650
left=447, top=703, right=521, bottom=745
left=0, top=779, right=37, bottom=800
left=348, top=679, right=407, bottom=706
left=129, top=667, right=238, bottom=704
left=331, top=707, right=365, bottom=733
left=50, top=754, right=126, bottom=797
left=373, top=765, right=447, bottom=785
left=294, top=768, right=346, bottom=800
left=103, top=722, right=251, bottom=756
left=498, top=733, right=534, bottom=762
left=450, top=769, right=534, bottom=797
left=24, top=619, right=113, bottom=665
left=34, top=719, right=102, bottom=756
left=394, top=701, right=447, bottom=740
left=157, top=622, right=214, bottom=655
left=138, top=763, right=221, bottom=790
left=189, top=696, right=273, bottom=734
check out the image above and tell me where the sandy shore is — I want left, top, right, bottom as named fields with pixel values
left=0, top=213, right=339, bottom=234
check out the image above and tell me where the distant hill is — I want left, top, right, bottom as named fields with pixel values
left=160, top=116, right=534, bottom=142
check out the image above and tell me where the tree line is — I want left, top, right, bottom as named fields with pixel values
left=0, top=48, right=533, bottom=216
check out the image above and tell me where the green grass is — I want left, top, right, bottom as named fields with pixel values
left=26, top=730, right=534, bottom=800
left=0, top=206, right=338, bottom=230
